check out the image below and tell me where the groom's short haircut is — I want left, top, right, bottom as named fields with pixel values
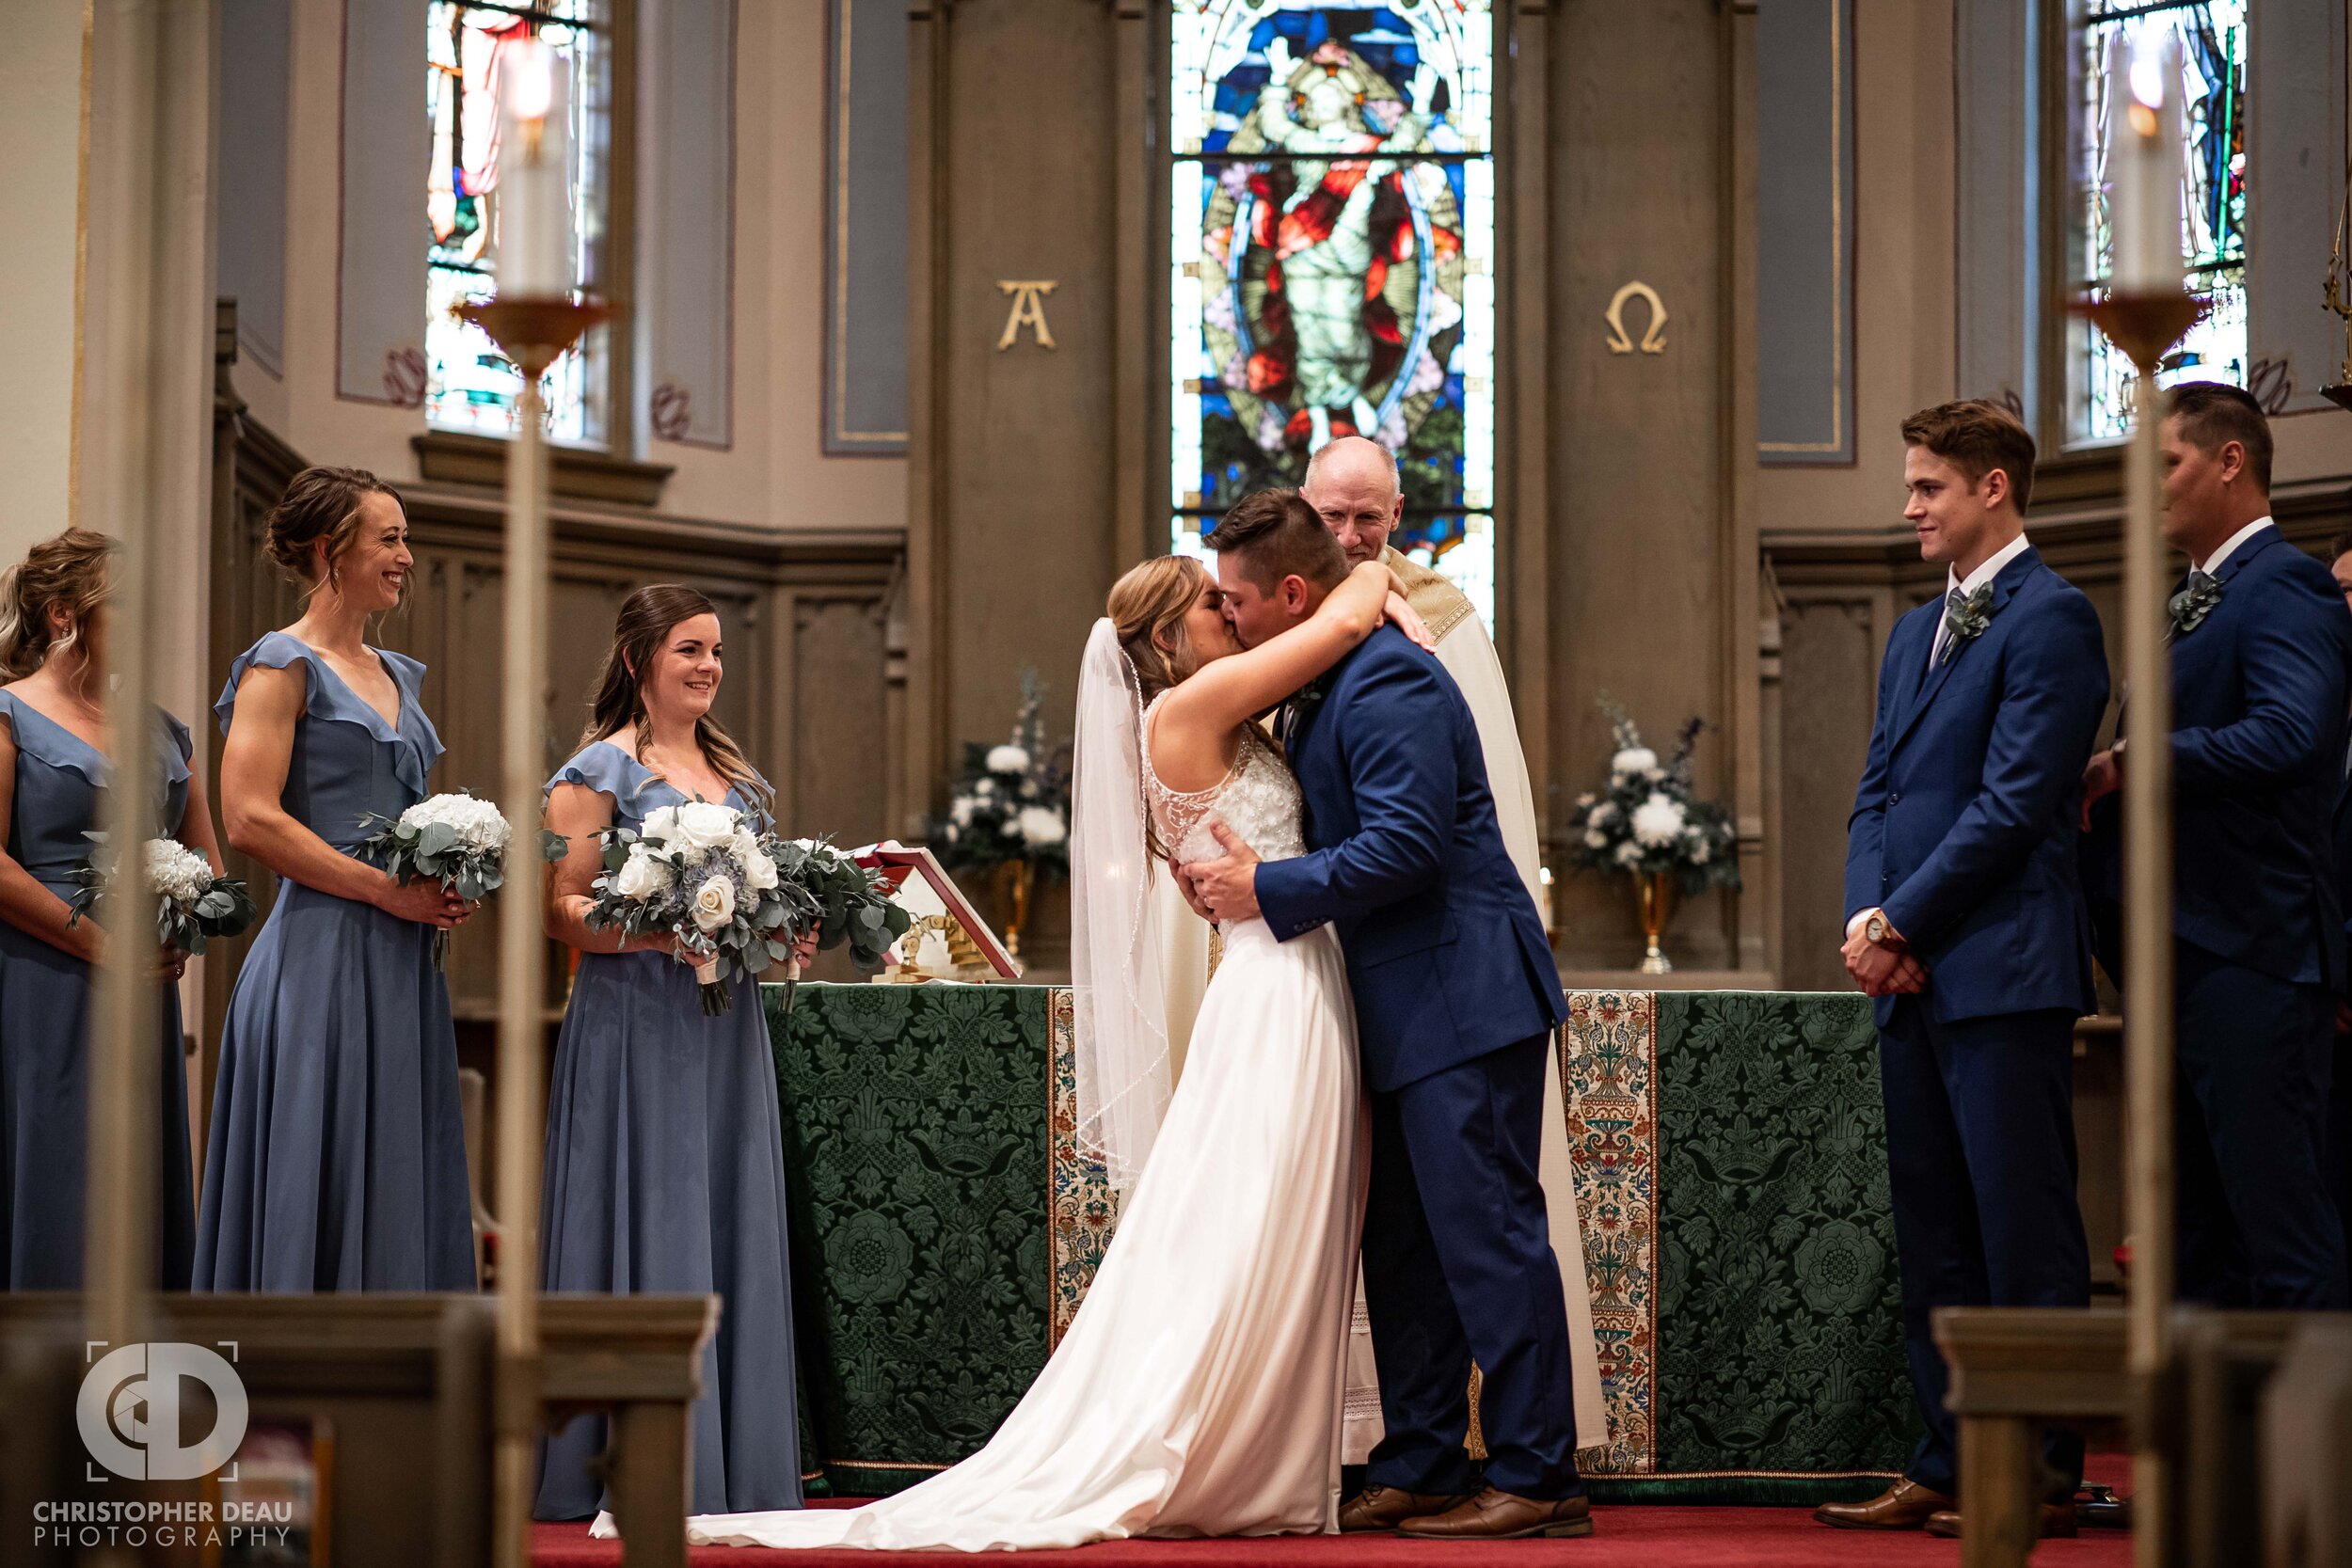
left=1900, top=400, right=2038, bottom=512
left=1207, top=488, right=1349, bottom=593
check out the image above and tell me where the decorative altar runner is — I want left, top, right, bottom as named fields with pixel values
left=767, top=984, right=1917, bottom=1504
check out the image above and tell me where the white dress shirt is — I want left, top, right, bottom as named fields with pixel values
left=1928, top=531, right=2034, bottom=671
left=2192, top=515, right=2275, bottom=577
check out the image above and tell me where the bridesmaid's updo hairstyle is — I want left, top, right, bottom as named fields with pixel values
left=583, top=584, right=771, bottom=814
left=1106, top=555, right=1208, bottom=703
left=263, top=465, right=408, bottom=603
left=0, top=527, right=115, bottom=682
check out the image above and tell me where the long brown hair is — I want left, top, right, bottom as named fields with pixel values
left=0, top=528, right=115, bottom=685
left=1106, top=556, right=1210, bottom=858
left=582, top=584, right=771, bottom=812
left=1106, top=555, right=1208, bottom=704
left=263, top=465, right=409, bottom=605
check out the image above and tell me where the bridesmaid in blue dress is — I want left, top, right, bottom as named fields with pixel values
left=195, top=467, right=478, bottom=1291
left=0, top=528, right=220, bottom=1289
left=536, top=584, right=809, bottom=1519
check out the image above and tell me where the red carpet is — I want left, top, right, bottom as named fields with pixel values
left=532, top=1459, right=2133, bottom=1566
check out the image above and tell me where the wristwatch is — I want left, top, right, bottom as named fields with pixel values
left=1864, top=911, right=1891, bottom=945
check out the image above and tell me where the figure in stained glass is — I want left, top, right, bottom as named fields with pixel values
left=1172, top=1, right=1497, bottom=626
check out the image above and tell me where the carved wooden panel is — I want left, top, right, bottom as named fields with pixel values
left=1772, top=594, right=1882, bottom=991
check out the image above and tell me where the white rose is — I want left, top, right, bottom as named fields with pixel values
left=950, top=797, right=976, bottom=827
left=1583, top=829, right=1608, bottom=849
left=1587, top=800, right=1617, bottom=826
left=987, top=744, right=1030, bottom=774
left=1610, top=746, right=1658, bottom=777
left=1018, top=806, right=1067, bottom=847
left=612, top=850, right=675, bottom=901
left=728, top=826, right=760, bottom=862
left=639, top=804, right=679, bottom=845
left=691, top=875, right=737, bottom=932
left=1000, top=819, right=1023, bottom=837
left=1613, top=840, right=1645, bottom=867
left=1631, top=793, right=1688, bottom=847
left=741, top=848, right=779, bottom=892
left=672, top=800, right=739, bottom=852
left=1690, top=838, right=1712, bottom=864
left=1573, top=792, right=1596, bottom=811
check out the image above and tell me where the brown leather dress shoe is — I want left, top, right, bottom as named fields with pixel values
left=1338, top=1486, right=1471, bottom=1534
left=1812, top=1478, right=1956, bottom=1529
left=1395, top=1488, right=1594, bottom=1540
left=1923, top=1504, right=2077, bottom=1541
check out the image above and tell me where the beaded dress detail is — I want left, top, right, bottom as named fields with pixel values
left=1142, top=694, right=1307, bottom=876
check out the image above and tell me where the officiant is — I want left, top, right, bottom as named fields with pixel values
left=1298, top=436, right=1608, bottom=1466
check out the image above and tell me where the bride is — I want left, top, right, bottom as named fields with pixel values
left=672, top=551, right=1431, bottom=1550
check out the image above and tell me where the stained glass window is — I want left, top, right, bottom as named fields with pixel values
left=426, top=2, right=610, bottom=442
left=1170, top=1, right=1498, bottom=626
left=2075, top=0, right=2248, bottom=441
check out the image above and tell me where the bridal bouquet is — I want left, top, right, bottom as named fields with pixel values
left=357, top=790, right=560, bottom=970
left=768, top=837, right=913, bottom=1010
left=68, top=833, right=260, bottom=956
left=584, top=800, right=811, bottom=1016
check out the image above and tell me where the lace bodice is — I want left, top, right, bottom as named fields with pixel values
left=1143, top=694, right=1307, bottom=867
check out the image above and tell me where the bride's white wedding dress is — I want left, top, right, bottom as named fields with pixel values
left=675, top=708, right=1367, bottom=1550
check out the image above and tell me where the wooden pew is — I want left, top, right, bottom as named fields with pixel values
left=1934, top=1305, right=2128, bottom=1568
left=0, top=1292, right=713, bottom=1567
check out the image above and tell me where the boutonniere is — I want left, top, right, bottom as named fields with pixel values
left=2169, top=570, right=2222, bottom=639
left=1939, top=585, right=1996, bottom=666
left=1284, top=674, right=1333, bottom=744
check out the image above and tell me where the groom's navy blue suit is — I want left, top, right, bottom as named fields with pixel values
left=1845, top=544, right=2106, bottom=1500
left=1254, top=623, right=1579, bottom=1501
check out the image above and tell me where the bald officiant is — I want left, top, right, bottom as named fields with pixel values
left=1302, top=436, right=1608, bottom=1466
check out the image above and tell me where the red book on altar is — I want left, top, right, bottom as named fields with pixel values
left=853, top=841, right=1023, bottom=979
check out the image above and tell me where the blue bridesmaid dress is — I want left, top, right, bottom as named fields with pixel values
left=0, top=692, right=197, bottom=1289
left=534, top=739, right=803, bottom=1518
left=194, top=631, right=474, bottom=1291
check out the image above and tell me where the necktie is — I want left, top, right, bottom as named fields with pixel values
left=1936, top=588, right=1969, bottom=667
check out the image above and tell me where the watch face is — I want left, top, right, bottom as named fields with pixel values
left=1866, top=916, right=1887, bottom=943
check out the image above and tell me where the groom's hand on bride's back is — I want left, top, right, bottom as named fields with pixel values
left=1184, top=823, right=1263, bottom=924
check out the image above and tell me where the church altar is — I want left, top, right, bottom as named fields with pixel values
left=765, top=984, right=1917, bottom=1504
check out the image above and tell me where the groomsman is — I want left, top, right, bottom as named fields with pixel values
left=1818, top=401, right=2106, bottom=1542
left=2083, top=382, right=2352, bottom=1310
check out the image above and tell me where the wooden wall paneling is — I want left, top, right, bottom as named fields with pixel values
left=1504, top=3, right=1555, bottom=887
left=1763, top=583, right=1884, bottom=992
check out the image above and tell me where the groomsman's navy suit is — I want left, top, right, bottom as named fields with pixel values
left=1844, top=544, right=2107, bottom=1499
left=1255, top=623, right=1579, bottom=1501
left=2090, top=523, right=2352, bottom=1307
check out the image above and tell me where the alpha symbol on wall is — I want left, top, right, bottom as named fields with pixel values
left=996, top=281, right=1059, bottom=351
left=1603, top=281, right=1669, bottom=355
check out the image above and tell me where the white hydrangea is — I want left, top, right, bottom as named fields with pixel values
left=987, top=744, right=1031, bottom=775
left=1610, top=746, right=1659, bottom=778
left=144, top=838, right=214, bottom=906
left=1631, top=792, right=1688, bottom=847
left=1613, top=840, right=1645, bottom=867
left=1018, top=806, right=1067, bottom=847
left=402, top=791, right=510, bottom=853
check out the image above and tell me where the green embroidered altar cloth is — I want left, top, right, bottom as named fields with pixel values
left=768, top=983, right=1916, bottom=1504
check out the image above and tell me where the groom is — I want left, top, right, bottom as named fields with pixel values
left=1182, top=489, right=1585, bottom=1542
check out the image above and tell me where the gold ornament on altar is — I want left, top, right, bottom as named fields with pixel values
left=1634, top=872, right=1678, bottom=977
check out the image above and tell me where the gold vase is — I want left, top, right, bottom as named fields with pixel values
left=993, top=859, right=1036, bottom=962
left=1634, top=871, right=1678, bottom=975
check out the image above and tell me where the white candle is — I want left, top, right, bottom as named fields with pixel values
left=499, top=39, right=570, bottom=297
left=2109, top=30, right=2184, bottom=294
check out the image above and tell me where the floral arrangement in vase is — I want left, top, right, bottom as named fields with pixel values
left=930, top=672, right=1071, bottom=959
left=1565, top=698, right=1740, bottom=973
